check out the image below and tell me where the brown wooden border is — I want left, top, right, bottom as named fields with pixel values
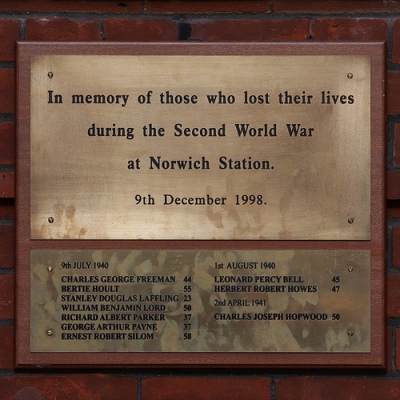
left=16, top=42, right=386, bottom=368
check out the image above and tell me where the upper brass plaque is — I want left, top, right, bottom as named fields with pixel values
left=30, top=55, right=370, bottom=240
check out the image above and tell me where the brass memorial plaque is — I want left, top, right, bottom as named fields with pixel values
left=30, top=54, right=370, bottom=240
left=17, top=42, right=385, bottom=367
left=31, top=249, right=370, bottom=353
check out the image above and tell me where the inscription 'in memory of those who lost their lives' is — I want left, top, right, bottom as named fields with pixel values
left=31, top=250, right=370, bottom=353
left=30, top=55, right=370, bottom=240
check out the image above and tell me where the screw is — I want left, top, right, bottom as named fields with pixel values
left=46, top=329, right=54, bottom=337
left=48, top=217, right=54, bottom=223
left=348, top=217, right=354, bottom=224
left=47, top=266, right=53, bottom=272
left=348, top=266, right=353, bottom=272
left=347, top=73, right=353, bottom=79
left=48, top=71, right=53, bottom=78
left=348, top=329, right=354, bottom=337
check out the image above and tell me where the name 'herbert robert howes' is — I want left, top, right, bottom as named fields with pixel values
left=87, top=122, right=315, bottom=140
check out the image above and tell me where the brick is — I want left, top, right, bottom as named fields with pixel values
left=0, top=20, right=19, bottom=61
left=0, top=199, right=14, bottom=219
left=146, top=0, right=269, bottom=13
left=0, top=375, right=137, bottom=400
left=393, top=20, right=400, bottom=64
left=26, top=18, right=101, bottom=41
left=0, top=1, right=141, bottom=13
left=396, top=328, right=400, bottom=370
left=0, top=273, right=14, bottom=319
left=0, top=70, right=15, bottom=114
left=0, top=326, right=14, bottom=369
left=0, top=224, right=14, bottom=268
left=388, top=326, right=393, bottom=371
left=0, top=171, right=14, bottom=198
left=104, top=19, right=179, bottom=41
left=0, top=123, right=14, bottom=165
left=276, top=377, right=400, bottom=399
left=274, top=1, right=400, bottom=13
left=388, top=72, right=400, bottom=115
left=312, top=18, right=388, bottom=41
left=388, top=204, right=400, bottom=219
left=190, top=19, right=309, bottom=41
left=388, top=172, right=400, bottom=200
left=395, top=125, right=400, bottom=168
left=394, top=227, right=400, bottom=269
left=142, top=377, right=270, bottom=400
left=388, top=274, right=400, bottom=317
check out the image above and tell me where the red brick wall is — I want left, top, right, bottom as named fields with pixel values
left=1, top=1, right=400, bottom=398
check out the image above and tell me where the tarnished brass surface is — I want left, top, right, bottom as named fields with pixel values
left=30, top=55, right=370, bottom=240
left=31, top=249, right=370, bottom=352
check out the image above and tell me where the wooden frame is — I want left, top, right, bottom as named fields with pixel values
left=16, top=42, right=386, bottom=368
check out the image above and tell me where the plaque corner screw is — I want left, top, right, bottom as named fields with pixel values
left=348, top=266, right=353, bottom=272
left=48, top=71, right=53, bottom=78
left=46, top=329, right=54, bottom=337
left=347, top=72, right=353, bottom=79
left=48, top=217, right=54, bottom=224
left=47, top=266, right=53, bottom=272
left=348, top=217, right=354, bottom=224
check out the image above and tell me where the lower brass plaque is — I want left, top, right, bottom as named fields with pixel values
left=31, top=249, right=370, bottom=353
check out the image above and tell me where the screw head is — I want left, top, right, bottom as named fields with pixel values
left=347, top=72, right=353, bottom=79
left=48, top=217, right=54, bottom=223
left=347, top=329, right=354, bottom=337
left=348, top=217, right=354, bottom=224
left=47, top=266, right=53, bottom=272
left=348, top=266, right=353, bottom=272
left=48, top=71, right=53, bottom=78
left=46, top=329, right=54, bottom=337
